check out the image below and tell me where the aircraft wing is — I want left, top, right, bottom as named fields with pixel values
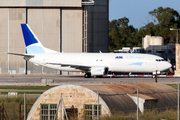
left=47, top=63, right=91, bottom=71
left=7, top=52, right=34, bottom=57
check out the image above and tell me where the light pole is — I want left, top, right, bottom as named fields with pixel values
left=170, top=28, right=180, bottom=44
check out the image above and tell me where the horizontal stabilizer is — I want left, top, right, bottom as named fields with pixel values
left=7, top=52, right=34, bottom=57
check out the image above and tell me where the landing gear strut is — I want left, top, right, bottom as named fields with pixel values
left=84, top=73, right=91, bottom=78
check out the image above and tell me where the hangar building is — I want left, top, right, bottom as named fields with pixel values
left=27, top=83, right=177, bottom=120
left=0, top=0, right=109, bottom=75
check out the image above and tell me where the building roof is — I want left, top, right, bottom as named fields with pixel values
left=28, top=82, right=177, bottom=119
left=82, top=82, right=177, bottom=112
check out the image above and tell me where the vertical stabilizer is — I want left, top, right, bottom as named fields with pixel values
left=21, top=24, right=58, bottom=54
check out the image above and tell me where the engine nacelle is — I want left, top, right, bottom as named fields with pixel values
left=90, top=67, right=109, bottom=76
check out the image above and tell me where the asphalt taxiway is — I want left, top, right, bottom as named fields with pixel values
left=0, top=75, right=180, bottom=86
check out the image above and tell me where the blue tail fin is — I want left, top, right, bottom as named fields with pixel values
left=21, top=24, right=45, bottom=54
left=21, top=24, right=58, bottom=54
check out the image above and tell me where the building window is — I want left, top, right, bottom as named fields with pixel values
left=65, top=105, right=78, bottom=119
left=84, top=104, right=101, bottom=120
left=40, top=104, right=57, bottom=120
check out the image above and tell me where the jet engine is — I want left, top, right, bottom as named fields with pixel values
left=90, top=67, right=109, bottom=76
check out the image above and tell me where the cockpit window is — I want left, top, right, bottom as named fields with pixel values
left=156, top=59, right=165, bottom=62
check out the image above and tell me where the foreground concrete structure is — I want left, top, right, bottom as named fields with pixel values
left=175, top=44, right=180, bottom=75
left=0, top=0, right=109, bottom=75
left=27, top=83, right=177, bottom=120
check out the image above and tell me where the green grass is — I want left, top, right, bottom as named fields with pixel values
left=100, top=109, right=177, bottom=120
left=1, top=92, right=43, bottom=94
left=70, top=109, right=178, bottom=120
left=0, top=85, right=56, bottom=90
left=167, top=84, right=179, bottom=90
left=0, top=97, right=37, bottom=120
left=0, top=84, right=177, bottom=90
left=0, top=86, right=56, bottom=94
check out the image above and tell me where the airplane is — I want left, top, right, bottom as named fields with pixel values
left=8, top=24, right=172, bottom=78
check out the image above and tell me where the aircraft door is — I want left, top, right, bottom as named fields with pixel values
left=155, top=59, right=159, bottom=71
left=144, top=57, right=151, bottom=72
left=146, top=57, right=150, bottom=66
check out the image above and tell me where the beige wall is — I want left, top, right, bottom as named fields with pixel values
left=30, top=88, right=107, bottom=120
left=43, top=0, right=81, bottom=7
left=175, top=44, right=180, bottom=75
left=9, top=8, right=26, bottom=74
left=0, top=0, right=81, bottom=7
left=62, top=8, right=82, bottom=52
left=27, top=8, right=60, bottom=74
left=0, top=0, right=109, bottom=74
left=0, top=8, right=26, bottom=74
left=0, top=8, right=8, bottom=74
left=43, top=9, right=60, bottom=52
left=28, top=8, right=60, bottom=52
left=0, top=7, right=84, bottom=74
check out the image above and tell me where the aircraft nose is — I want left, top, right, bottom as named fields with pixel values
left=165, top=62, right=172, bottom=70
left=160, top=62, right=172, bottom=71
left=168, top=62, right=172, bottom=68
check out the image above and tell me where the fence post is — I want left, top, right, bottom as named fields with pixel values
left=60, top=93, right=62, bottom=120
left=26, top=104, right=28, bottom=118
left=2, top=103, right=4, bottom=120
left=24, top=93, right=26, bottom=120
left=137, top=89, right=139, bottom=120
left=97, top=92, right=99, bottom=120
left=178, top=84, right=179, bottom=120
left=0, top=105, right=1, bottom=120
left=155, top=70, right=157, bottom=83
left=19, top=102, right=22, bottom=120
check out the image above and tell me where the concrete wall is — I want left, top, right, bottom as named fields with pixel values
left=62, top=8, right=82, bottom=52
left=0, top=0, right=109, bottom=74
left=0, top=0, right=81, bottom=7
left=0, top=8, right=26, bottom=74
left=9, top=8, right=26, bottom=74
left=27, top=8, right=60, bottom=74
left=0, top=8, right=9, bottom=74
left=175, top=44, right=180, bottom=75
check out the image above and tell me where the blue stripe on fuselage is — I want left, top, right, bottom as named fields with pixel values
left=128, top=62, right=143, bottom=66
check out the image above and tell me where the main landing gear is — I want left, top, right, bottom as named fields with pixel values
left=84, top=73, right=91, bottom=78
left=84, top=73, right=104, bottom=78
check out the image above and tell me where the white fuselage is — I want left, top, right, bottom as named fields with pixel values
left=26, top=53, right=171, bottom=73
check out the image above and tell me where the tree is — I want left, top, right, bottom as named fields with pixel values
left=109, top=17, right=141, bottom=52
left=148, top=7, right=180, bottom=43
left=109, top=20, right=121, bottom=52
left=108, top=7, right=180, bottom=52
left=149, top=7, right=179, bottom=27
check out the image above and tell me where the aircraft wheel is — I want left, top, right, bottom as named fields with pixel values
left=84, top=73, right=91, bottom=78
